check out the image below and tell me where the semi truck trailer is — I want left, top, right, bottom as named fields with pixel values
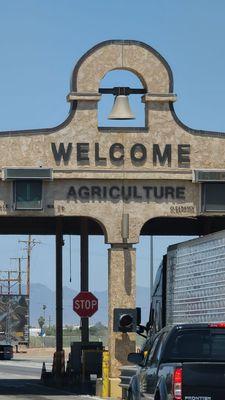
left=150, top=229, right=225, bottom=336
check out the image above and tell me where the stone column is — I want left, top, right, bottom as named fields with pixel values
left=108, top=244, right=136, bottom=397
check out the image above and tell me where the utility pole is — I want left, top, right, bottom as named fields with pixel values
left=27, top=235, right=31, bottom=297
left=8, top=271, right=10, bottom=295
left=19, top=235, right=41, bottom=296
left=19, top=258, right=21, bottom=295
left=10, top=257, right=26, bottom=295
left=18, top=235, right=41, bottom=347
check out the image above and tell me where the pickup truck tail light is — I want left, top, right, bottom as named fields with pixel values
left=173, top=367, right=182, bottom=400
left=209, top=322, right=225, bottom=328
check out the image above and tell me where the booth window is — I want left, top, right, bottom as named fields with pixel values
left=202, top=183, right=225, bottom=212
left=13, top=180, right=43, bottom=210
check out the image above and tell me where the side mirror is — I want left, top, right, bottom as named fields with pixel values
left=136, top=325, right=147, bottom=338
left=127, top=352, right=144, bottom=365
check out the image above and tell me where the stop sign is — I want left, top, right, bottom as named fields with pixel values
left=73, top=291, right=98, bottom=318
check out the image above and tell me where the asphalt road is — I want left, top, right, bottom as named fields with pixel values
left=0, top=357, right=102, bottom=400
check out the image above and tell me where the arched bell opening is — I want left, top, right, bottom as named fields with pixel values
left=98, top=69, right=146, bottom=128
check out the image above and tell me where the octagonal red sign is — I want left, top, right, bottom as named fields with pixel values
left=73, top=291, right=98, bottom=318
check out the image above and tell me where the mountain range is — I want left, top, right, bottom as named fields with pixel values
left=30, top=283, right=150, bottom=327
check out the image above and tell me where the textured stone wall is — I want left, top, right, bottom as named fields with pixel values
left=0, top=179, right=198, bottom=243
left=108, top=246, right=136, bottom=377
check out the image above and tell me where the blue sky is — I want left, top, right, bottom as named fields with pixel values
left=0, top=1, right=224, bottom=298
left=1, top=0, right=225, bottom=131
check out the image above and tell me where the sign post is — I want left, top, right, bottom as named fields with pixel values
left=80, top=219, right=89, bottom=342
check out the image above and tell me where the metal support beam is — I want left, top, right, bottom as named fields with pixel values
left=99, top=87, right=146, bottom=95
left=80, top=218, right=89, bottom=343
left=53, top=218, right=65, bottom=378
left=56, top=219, right=63, bottom=353
left=150, top=236, right=153, bottom=300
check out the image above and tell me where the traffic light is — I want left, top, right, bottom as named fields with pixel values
left=113, top=308, right=137, bottom=332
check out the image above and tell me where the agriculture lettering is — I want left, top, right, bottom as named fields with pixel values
left=67, top=185, right=186, bottom=201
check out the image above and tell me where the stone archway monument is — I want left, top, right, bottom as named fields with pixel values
left=1, top=40, right=225, bottom=396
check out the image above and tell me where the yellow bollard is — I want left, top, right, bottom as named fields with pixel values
left=102, top=350, right=109, bottom=398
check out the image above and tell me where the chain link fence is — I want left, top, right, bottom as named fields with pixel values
left=30, top=334, right=108, bottom=348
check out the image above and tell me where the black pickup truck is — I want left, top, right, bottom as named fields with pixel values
left=127, top=323, right=225, bottom=400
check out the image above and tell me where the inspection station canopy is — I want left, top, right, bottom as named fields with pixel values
left=0, top=40, right=224, bottom=243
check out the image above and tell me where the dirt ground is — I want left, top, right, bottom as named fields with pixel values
left=14, top=347, right=70, bottom=359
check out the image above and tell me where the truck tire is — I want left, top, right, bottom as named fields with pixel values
left=127, top=390, right=132, bottom=400
left=154, top=390, right=161, bottom=400
left=122, top=388, right=128, bottom=399
left=128, top=389, right=137, bottom=400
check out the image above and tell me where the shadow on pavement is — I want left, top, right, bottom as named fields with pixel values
left=0, top=379, right=76, bottom=396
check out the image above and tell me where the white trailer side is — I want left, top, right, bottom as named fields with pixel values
left=166, top=230, right=225, bottom=325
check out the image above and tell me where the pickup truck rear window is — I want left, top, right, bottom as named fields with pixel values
left=164, top=328, right=225, bottom=361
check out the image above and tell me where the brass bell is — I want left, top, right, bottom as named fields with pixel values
left=108, top=95, right=135, bottom=120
